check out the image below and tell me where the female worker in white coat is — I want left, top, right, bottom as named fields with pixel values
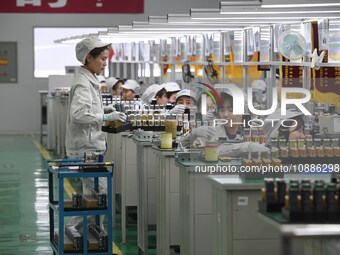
left=65, top=36, right=126, bottom=230
left=180, top=89, right=268, bottom=157
left=181, top=90, right=243, bottom=145
left=263, top=108, right=306, bottom=143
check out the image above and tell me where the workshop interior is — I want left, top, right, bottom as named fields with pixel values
left=1, top=0, right=340, bottom=255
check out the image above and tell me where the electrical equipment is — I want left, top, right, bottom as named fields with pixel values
left=72, top=193, right=83, bottom=208
left=91, top=187, right=108, bottom=208
left=259, top=179, right=340, bottom=223
left=88, top=224, right=108, bottom=251
left=319, top=115, right=340, bottom=135
left=65, top=225, right=83, bottom=252
left=65, top=190, right=107, bottom=209
left=54, top=232, right=76, bottom=251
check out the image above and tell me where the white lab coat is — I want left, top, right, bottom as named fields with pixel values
left=65, top=67, right=107, bottom=230
left=65, top=67, right=106, bottom=158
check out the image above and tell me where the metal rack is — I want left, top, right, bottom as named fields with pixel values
left=47, top=158, right=113, bottom=255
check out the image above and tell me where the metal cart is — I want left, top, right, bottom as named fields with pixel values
left=47, top=158, right=113, bottom=255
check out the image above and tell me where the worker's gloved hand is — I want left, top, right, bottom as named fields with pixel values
left=169, top=104, right=185, bottom=115
left=219, top=142, right=269, bottom=158
left=202, top=110, right=216, bottom=122
left=103, top=104, right=116, bottom=113
left=103, top=111, right=127, bottom=122
left=191, top=126, right=216, bottom=141
left=190, top=105, right=198, bottom=112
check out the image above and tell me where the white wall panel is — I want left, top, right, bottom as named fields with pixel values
left=0, top=0, right=223, bottom=134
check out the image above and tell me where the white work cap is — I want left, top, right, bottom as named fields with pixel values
left=217, top=85, right=248, bottom=113
left=214, top=83, right=244, bottom=98
left=164, top=82, right=181, bottom=92
left=175, top=89, right=196, bottom=101
left=263, top=108, right=304, bottom=138
left=141, top=84, right=165, bottom=104
left=121, top=79, right=140, bottom=93
left=75, top=36, right=111, bottom=64
left=251, top=80, right=266, bottom=91
left=106, top=77, right=124, bottom=91
left=97, top=75, right=106, bottom=83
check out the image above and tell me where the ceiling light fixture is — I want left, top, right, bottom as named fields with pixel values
left=262, top=3, right=340, bottom=8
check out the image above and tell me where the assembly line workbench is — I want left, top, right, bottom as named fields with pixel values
left=120, top=133, right=138, bottom=244
left=207, top=175, right=280, bottom=255
left=152, top=146, right=180, bottom=255
left=105, top=131, right=138, bottom=244
left=259, top=210, right=340, bottom=255
left=174, top=159, right=242, bottom=255
left=133, top=137, right=157, bottom=255
left=105, top=131, right=125, bottom=228
left=38, top=90, right=48, bottom=144
left=47, top=159, right=113, bottom=255
left=50, top=94, right=68, bottom=158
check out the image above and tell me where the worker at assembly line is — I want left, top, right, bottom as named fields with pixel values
left=97, top=74, right=108, bottom=93
left=121, top=79, right=140, bottom=101
left=141, top=83, right=166, bottom=104
left=65, top=36, right=126, bottom=230
left=106, top=76, right=124, bottom=97
left=164, top=81, right=181, bottom=103
left=263, top=108, right=306, bottom=144
left=180, top=88, right=269, bottom=157
left=175, top=89, right=197, bottom=110
left=141, top=83, right=185, bottom=114
left=196, top=92, right=217, bottom=123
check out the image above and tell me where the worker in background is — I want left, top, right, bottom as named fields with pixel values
left=121, top=79, right=140, bottom=101
left=196, top=92, right=217, bottom=122
left=141, top=84, right=185, bottom=114
left=154, top=86, right=169, bottom=105
left=65, top=36, right=126, bottom=231
left=251, top=79, right=267, bottom=108
left=175, top=89, right=197, bottom=110
left=141, top=83, right=168, bottom=105
left=187, top=90, right=243, bottom=143
left=97, top=75, right=108, bottom=93
left=106, top=77, right=124, bottom=97
left=180, top=89, right=268, bottom=157
left=263, top=109, right=306, bottom=144
left=164, top=82, right=181, bottom=103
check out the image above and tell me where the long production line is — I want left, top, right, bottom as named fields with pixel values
left=46, top=82, right=340, bottom=255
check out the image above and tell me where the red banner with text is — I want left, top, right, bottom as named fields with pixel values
left=0, top=0, right=144, bottom=13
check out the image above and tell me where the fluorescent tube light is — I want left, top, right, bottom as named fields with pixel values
left=167, top=14, right=191, bottom=23
left=220, top=7, right=340, bottom=15
left=148, top=16, right=168, bottom=24
left=219, top=1, right=261, bottom=7
left=168, top=14, right=296, bottom=25
left=262, top=3, right=340, bottom=8
left=192, top=10, right=340, bottom=20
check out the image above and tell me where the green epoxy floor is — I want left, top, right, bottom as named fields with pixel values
left=0, top=135, right=177, bottom=255
left=0, top=135, right=50, bottom=254
left=0, top=135, right=149, bottom=255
